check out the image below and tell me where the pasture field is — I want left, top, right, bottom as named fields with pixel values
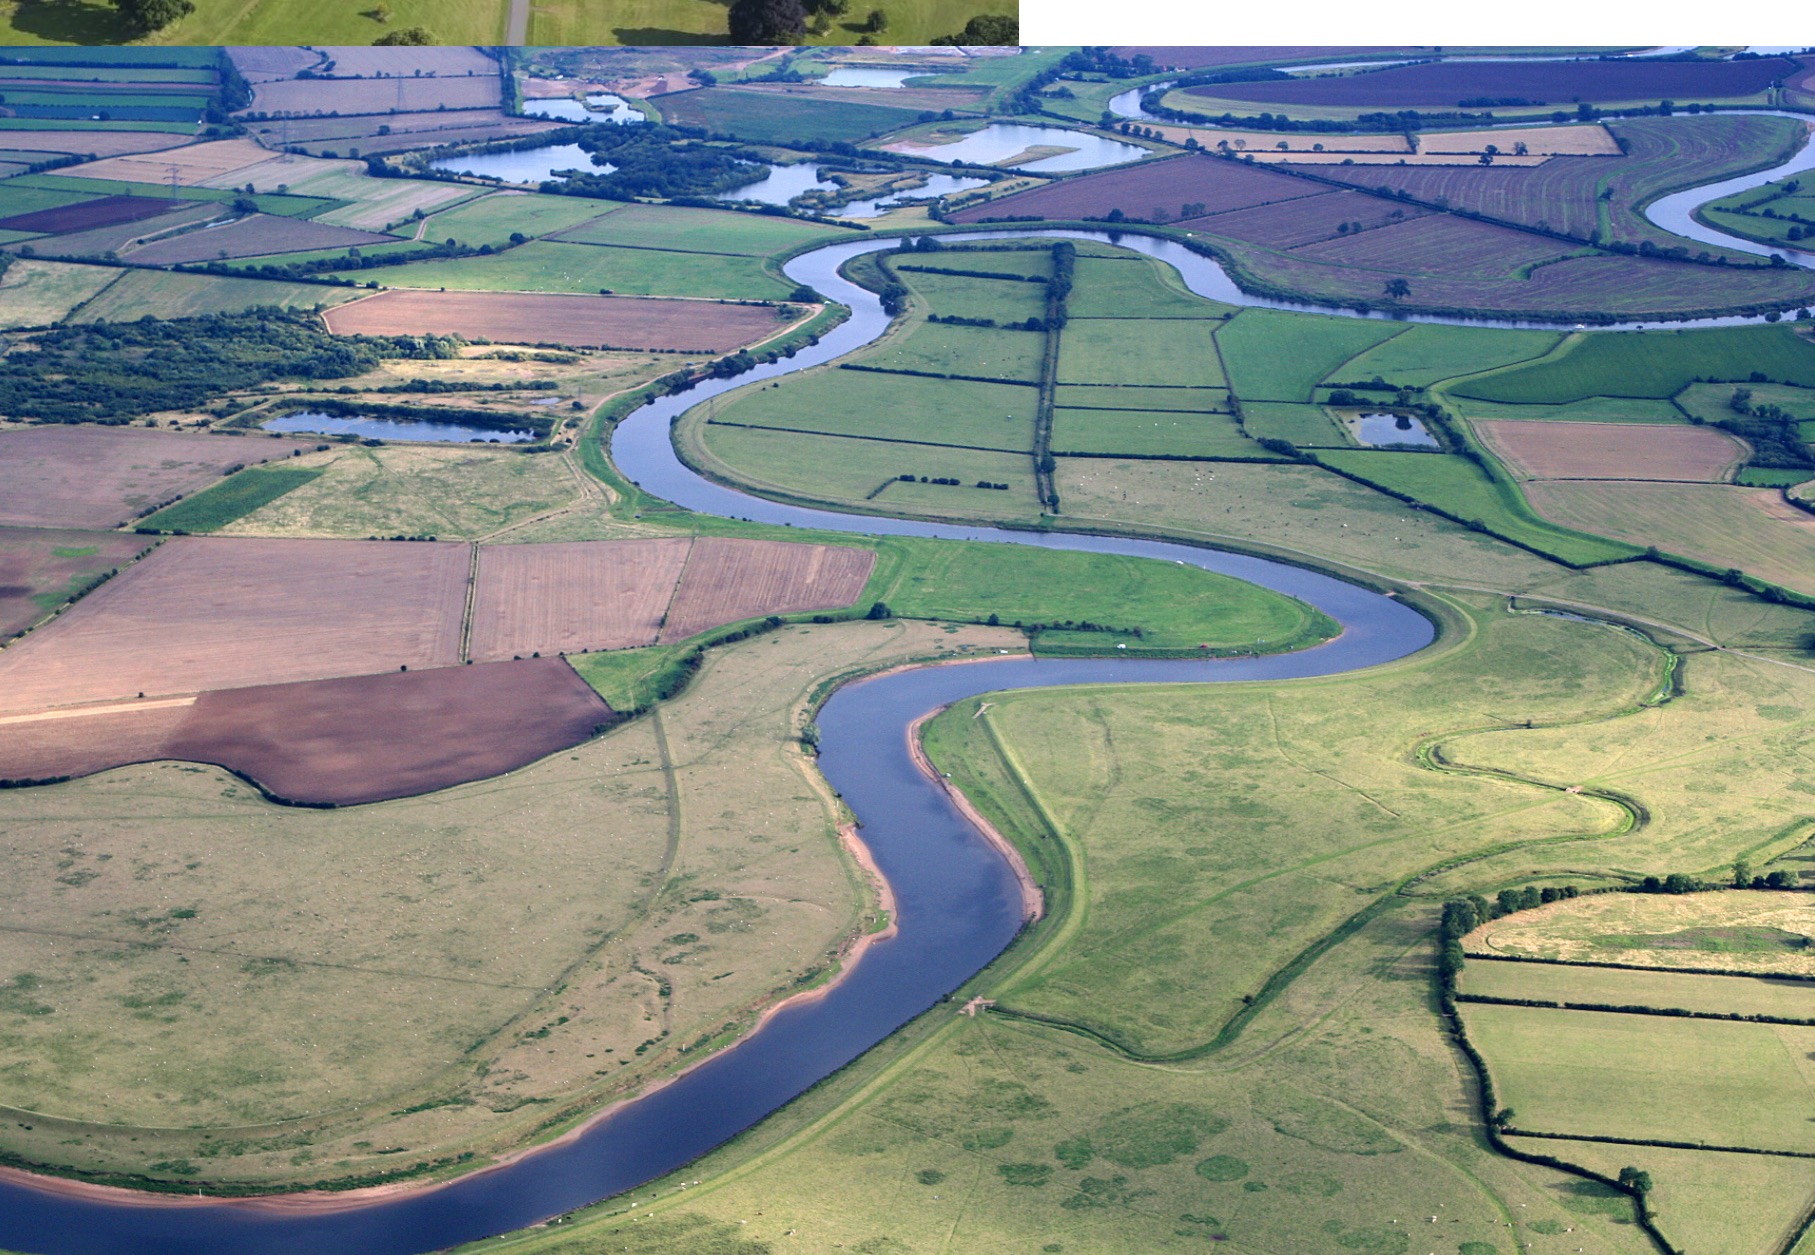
left=0, top=536, right=469, bottom=713
left=894, top=249, right=1054, bottom=282
left=1061, top=253, right=1232, bottom=318
left=891, top=268, right=1048, bottom=324
left=0, top=425, right=313, bottom=530
left=710, top=367, right=1037, bottom=452
left=1056, top=318, right=1222, bottom=387
left=655, top=87, right=926, bottom=145
left=1466, top=1003, right=1815, bottom=1152
left=335, top=240, right=792, bottom=300
left=860, top=321, right=1047, bottom=384
left=1455, top=325, right=1815, bottom=404
left=218, top=444, right=584, bottom=540
left=1527, top=480, right=1815, bottom=595
left=1452, top=394, right=1691, bottom=423
left=1051, top=406, right=1260, bottom=459
left=69, top=270, right=359, bottom=322
left=1315, top=448, right=1641, bottom=563
left=0, top=618, right=1013, bottom=1188
left=407, top=192, right=607, bottom=249
left=1506, top=1136, right=1815, bottom=1255
left=139, top=465, right=321, bottom=534
left=1055, top=383, right=1231, bottom=412
left=1468, top=890, right=1815, bottom=976
left=1239, top=401, right=1346, bottom=446
left=324, top=289, right=790, bottom=352
left=1460, top=957, right=1815, bottom=1020
left=1676, top=379, right=1815, bottom=425
left=550, top=201, right=852, bottom=256
left=287, top=167, right=481, bottom=233
left=1329, top=322, right=1561, bottom=388
left=1214, top=308, right=1404, bottom=401
left=1475, top=419, right=1747, bottom=482
left=692, top=422, right=1044, bottom=521
left=869, top=538, right=1335, bottom=654
left=0, top=258, right=118, bottom=328
left=0, top=527, right=152, bottom=641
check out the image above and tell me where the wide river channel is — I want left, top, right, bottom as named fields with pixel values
left=1, top=120, right=1810, bottom=1252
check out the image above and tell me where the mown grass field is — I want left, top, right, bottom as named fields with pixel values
left=1461, top=957, right=1815, bottom=1019
left=0, top=258, right=118, bottom=328
left=1215, top=308, right=1405, bottom=401
left=334, top=240, right=792, bottom=300
left=1057, top=317, right=1224, bottom=387
left=1455, top=326, right=1815, bottom=404
left=711, top=367, right=1037, bottom=452
left=140, top=465, right=321, bottom=533
left=1331, top=322, right=1561, bottom=389
left=551, top=202, right=854, bottom=256
left=412, top=193, right=611, bottom=250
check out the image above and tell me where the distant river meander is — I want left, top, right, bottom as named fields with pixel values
left=2, top=70, right=1811, bottom=1255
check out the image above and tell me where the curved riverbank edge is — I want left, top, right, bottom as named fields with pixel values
left=906, top=706, right=1045, bottom=923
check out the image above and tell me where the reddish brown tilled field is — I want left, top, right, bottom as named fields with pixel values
left=0, top=130, right=194, bottom=156
left=1287, top=213, right=1572, bottom=278
left=949, top=153, right=1319, bottom=225
left=0, top=698, right=193, bottom=783
left=659, top=537, right=875, bottom=643
left=324, top=290, right=788, bottom=352
left=0, top=194, right=182, bottom=235
left=0, top=527, right=155, bottom=641
left=164, top=658, right=614, bottom=805
left=0, top=537, right=468, bottom=713
left=0, top=426, right=315, bottom=530
left=1183, top=188, right=1430, bottom=248
left=0, top=659, right=614, bottom=804
left=1190, top=56, right=1795, bottom=109
left=468, top=539, right=692, bottom=662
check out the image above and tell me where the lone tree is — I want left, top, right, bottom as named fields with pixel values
left=1618, top=1166, right=1653, bottom=1196
left=932, top=12, right=1017, bottom=43
left=112, top=0, right=194, bottom=31
left=727, top=0, right=807, bottom=43
left=1383, top=277, right=1412, bottom=301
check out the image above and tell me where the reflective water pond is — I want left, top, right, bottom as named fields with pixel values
left=261, top=412, right=537, bottom=444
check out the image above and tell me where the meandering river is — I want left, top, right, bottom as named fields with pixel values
left=0, top=107, right=1809, bottom=1254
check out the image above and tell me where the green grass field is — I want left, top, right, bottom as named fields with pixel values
left=1455, top=325, right=1815, bottom=404
left=0, top=258, right=119, bottom=328
left=1461, top=957, right=1815, bottom=1019
left=404, top=193, right=608, bottom=250
left=1675, top=379, right=1815, bottom=425
left=1315, top=447, right=1641, bottom=564
left=1329, top=322, right=1562, bottom=389
left=655, top=87, right=930, bottom=144
left=140, top=465, right=322, bottom=533
left=712, top=366, right=1036, bottom=452
left=1215, top=308, right=1405, bottom=402
left=330, top=240, right=791, bottom=300
left=863, top=321, right=1046, bottom=384
left=1057, top=317, right=1225, bottom=388
left=551, top=201, right=854, bottom=256
left=1451, top=394, right=1693, bottom=423
left=1063, top=254, right=1234, bottom=319
left=1240, top=400, right=1347, bottom=446
left=1051, top=407, right=1263, bottom=459
left=9, top=172, right=333, bottom=219
left=893, top=269, right=1049, bottom=324
left=70, top=270, right=356, bottom=323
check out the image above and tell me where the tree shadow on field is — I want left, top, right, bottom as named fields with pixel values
left=6, top=0, right=140, bottom=43
left=611, top=27, right=731, bottom=44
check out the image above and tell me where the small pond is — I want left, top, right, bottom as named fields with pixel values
left=428, top=143, right=608, bottom=183
left=261, top=412, right=538, bottom=444
left=521, top=94, right=643, bottom=123
left=899, top=123, right=1148, bottom=173
left=1350, top=412, right=1440, bottom=449
left=712, top=162, right=839, bottom=205
left=821, top=67, right=923, bottom=88
left=834, top=172, right=990, bottom=218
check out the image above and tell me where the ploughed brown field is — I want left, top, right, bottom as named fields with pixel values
left=659, top=537, right=877, bottom=643
left=1476, top=419, right=1748, bottom=483
left=469, top=538, right=692, bottom=662
left=949, top=153, right=1318, bottom=225
left=0, top=537, right=469, bottom=713
left=0, top=425, right=316, bottom=530
left=0, top=659, right=613, bottom=804
left=0, top=194, right=180, bottom=236
left=0, top=527, right=154, bottom=641
left=0, top=130, right=194, bottom=157
left=323, top=289, right=790, bottom=352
